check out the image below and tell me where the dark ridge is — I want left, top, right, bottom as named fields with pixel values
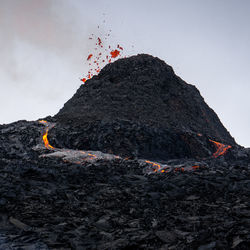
left=53, top=54, right=236, bottom=160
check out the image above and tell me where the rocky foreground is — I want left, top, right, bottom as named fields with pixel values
left=0, top=120, right=249, bottom=249
left=0, top=54, right=250, bottom=249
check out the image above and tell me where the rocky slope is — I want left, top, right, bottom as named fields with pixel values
left=0, top=120, right=249, bottom=249
left=53, top=54, right=235, bottom=160
left=0, top=55, right=249, bottom=249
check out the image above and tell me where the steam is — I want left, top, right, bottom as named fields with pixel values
left=0, top=0, right=97, bottom=80
left=0, top=0, right=99, bottom=123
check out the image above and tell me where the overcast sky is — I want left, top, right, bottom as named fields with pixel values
left=0, top=0, right=249, bottom=147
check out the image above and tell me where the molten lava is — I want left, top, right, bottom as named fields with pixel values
left=38, top=120, right=205, bottom=172
left=80, top=29, right=126, bottom=83
left=39, top=120, right=54, bottom=149
left=145, top=160, right=161, bottom=172
left=87, top=54, right=93, bottom=60
left=209, top=139, right=231, bottom=158
left=110, top=49, right=120, bottom=58
left=144, top=160, right=202, bottom=174
left=42, top=129, right=54, bottom=149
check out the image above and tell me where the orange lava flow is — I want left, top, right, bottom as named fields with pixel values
left=145, top=160, right=161, bottom=172
left=42, top=129, right=54, bottom=149
left=39, top=120, right=48, bottom=124
left=209, top=139, right=231, bottom=158
left=39, top=120, right=54, bottom=149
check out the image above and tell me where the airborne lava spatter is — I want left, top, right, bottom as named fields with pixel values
left=80, top=30, right=125, bottom=83
left=110, top=49, right=120, bottom=58
left=87, top=54, right=93, bottom=60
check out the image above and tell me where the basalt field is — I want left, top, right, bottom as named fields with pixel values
left=0, top=54, right=249, bottom=249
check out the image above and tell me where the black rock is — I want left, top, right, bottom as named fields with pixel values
left=54, top=54, right=235, bottom=160
left=0, top=54, right=249, bottom=249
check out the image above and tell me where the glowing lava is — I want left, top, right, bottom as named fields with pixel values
left=110, top=49, right=120, bottom=58
left=144, top=160, right=202, bottom=174
left=145, top=160, right=162, bottom=172
left=87, top=54, right=93, bottom=60
left=38, top=120, right=204, bottom=173
left=39, top=120, right=54, bottom=149
left=209, top=139, right=231, bottom=158
left=80, top=30, right=125, bottom=83
left=42, top=129, right=54, bottom=149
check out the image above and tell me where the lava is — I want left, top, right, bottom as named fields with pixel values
left=87, top=152, right=97, bottom=160
left=42, top=129, right=54, bottom=149
left=39, top=120, right=54, bottom=149
left=110, top=49, right=120, bottom=58
left=145, top=160, right=162, bottom=172
left=38, top=120, right=204, bottom=173
left=80, top=29, right=125, bottom=83
left=97, top=37, right=102, bottom=47
left=117, top=44, right=123, bottom=50
left=209, top=139, right=231, bottom=158
left=144, top=160, right=203, bottom=174
left=87, top=54, right=93, bottom=60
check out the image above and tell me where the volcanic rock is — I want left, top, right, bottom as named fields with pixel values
left=53, top=54, right=235, bottom=160
left=0, top=119, right=249, bottom=249
left=0, top=54, right=249, bottom=249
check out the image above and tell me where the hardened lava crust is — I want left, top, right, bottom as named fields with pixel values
left=53, top=54, right=235, bottom=160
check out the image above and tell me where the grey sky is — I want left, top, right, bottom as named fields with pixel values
left=0, top=0, right=249, bottom=147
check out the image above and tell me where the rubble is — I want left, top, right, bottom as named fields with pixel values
left=0, top=54, right=249, bottom=249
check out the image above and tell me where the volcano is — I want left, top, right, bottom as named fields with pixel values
left=53, top=54, right=235, bottom=160
left=0, top=54, right=249, bottom=249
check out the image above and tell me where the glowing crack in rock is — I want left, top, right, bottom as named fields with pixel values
left=209, top=139, right=231, bottom=158
left=142, top=160, right=205, bottom=175
left=39, top=120, right=55, bottom=149
left=37, top=120, right=121, bottom=163
left=37, top=121, right=206, bottom=174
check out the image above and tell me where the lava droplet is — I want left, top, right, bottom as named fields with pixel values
left=87, top=54, right=93, bottom=60
left=110, top=49, right=120, bottom=58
